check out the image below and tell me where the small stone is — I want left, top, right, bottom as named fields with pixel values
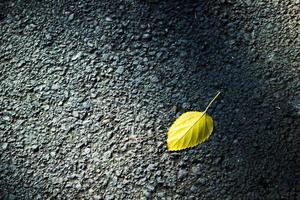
left=2, top=143, right=8, bottom=150
left=87, top=41, right=94, bottom=48
left=111, top=176, right=118, bottom=185
left=191, top=166, right=200, bottom=175
left=31, top=145, right=39, bottom=151
left=178, top=169, right=187, bottom=179
left=105, top=195, right=114, bottom=200
left=102, top=54, right=110, bottom=60
left=182, top=102, right=190, bottom=109
left=44, top=104, right=50, bottom=110
left=72, top=111, right=79, bottom=118
left=105, top=17, right=113, bottom=22
left=142, top=33, right=151, bottom=39
left=51, top=84, right=60, bottom=90
left=95, top=26, right=101, bottom=33
left=266, top=23, right=273, bottom=30
left=72, top=52, right=82, bottom=61
left=68, top=13, right=74, bottom=21
left=146, top=163, right=156, bottom=172
left=8, top=194, right=17, bottom=200
left=50, top=151, right=56, bottom=157
left=198, top=178, right=206, bottom=185
left=105, top=68, right=113, bottom=74
left=179, top=51, right=188, bottom=57
left=157, top=192, right=165, bottom=198
left=28, top=23, right=37, bottom=30
left=148, top=51, right=156, bottom=56
left=170, top=105, right=177, bottom=113
left=150, top=76, right=159, bottom=83
left=137, top=65, right=148, bottom=72
left=190, top=185, right=198, bottom=193
left=83, top=148, right=91, bottom=155
left=132, top=60, right=139, bottom=65
left=17, top=61, right=25, bottom=68
left=7, top=44, right=13, bottom=50
left=147, top=185, right=155, bottom=192
left=45, top=34, right=52, bottom=40
left=94, top=195, right=101, bottom=200
left=91, top=92, right=97, bottom=98
left=115, top=66, right=124, bottom=75
left=53, top=177, right=63, bottom=184
left=3, top=115, right=11, bottom=121
left=75, top=183, right=82, bottom=190
left=102, top=118, right=111, bottom=124
left=103, top=151, right=112, bottom=160
left=215, top=157, right=222, bottom=164
left=244, top=0, right=253, bottom=6
left=143, top=190, right=151, bottom=198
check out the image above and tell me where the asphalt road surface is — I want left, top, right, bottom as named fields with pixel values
left=0, top=0, right=299, bottom=199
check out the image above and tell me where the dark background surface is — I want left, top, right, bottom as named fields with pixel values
left=0, top=0, right=299, bottom=199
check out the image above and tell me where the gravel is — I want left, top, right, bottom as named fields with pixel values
left=0, top=0, right=299, bottom=199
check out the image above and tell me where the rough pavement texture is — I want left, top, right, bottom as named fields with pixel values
left=0, top=0, right=299, bottom=199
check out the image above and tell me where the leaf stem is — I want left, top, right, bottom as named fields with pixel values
left=204, top=91, right=221, bottom=113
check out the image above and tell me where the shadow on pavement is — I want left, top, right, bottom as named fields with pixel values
left=138, top=0, right=299, bottom=198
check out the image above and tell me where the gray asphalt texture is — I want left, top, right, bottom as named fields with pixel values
left=0, top=0, right=299, bottom=199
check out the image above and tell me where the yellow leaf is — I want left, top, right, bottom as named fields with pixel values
left=167, top=92, right=220, bottom=151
